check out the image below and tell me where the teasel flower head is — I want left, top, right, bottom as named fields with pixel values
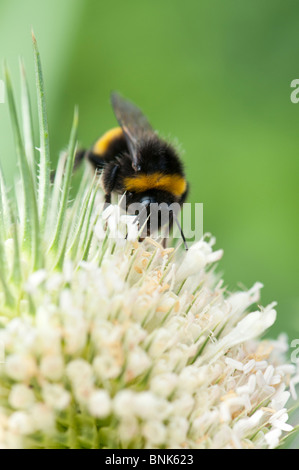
left=0, top=35, right=298, bottom=449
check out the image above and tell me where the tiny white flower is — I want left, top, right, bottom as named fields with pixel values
left=148, top=329, right=174, bottom=357
left=126, top=348, right=151, bottom=378
left=143, top=420, right=167, bottom=446
left=31, top=404, right=55, bottom=432
left=150, top=373, right=178, bottom=398
left=42, top=384, right=71, bottom=411
left=265, top=428, right=282, bottom=449
left=40, top=355, right=64, bottom=381
left=236, top=374, right=256, bottom=396
left=73, top=382, right=94, bottom=406
left=225, top=358, right=244, bottom=371
left=64, top=325, right=88, bottom=354
left=243, top=359, right=256, bottom=374
left=201, top=305, right=277, bottom=365
left=93, top=354, right=122, bottom=380
left=120, top=215, right=139, bottom=241
left=114, top=390, right=137, bottom=418
left=264, top=365, right=275, bottom=385
left=8, top=412, right=34, bottom=436
left=233, top=410, right=264, bottom=439
left=5, top=355, right=37, bottom=381
left=66, top=359, right=93, bottom=386
left=276, top=364, right=296, bottom=375
left=9, top=385, right=35, bottom=410
left=220, top=396, right=250, bottom=423
left=25, top=270, right=47, bottom=294
left=118, top=416, right=139, bottom=443
left=254, top=360, right=268, bottom=370
left=167, top=416, right=189, bottom=445
left=176, top=240, right=223, bottom=280
left=127, top=392, right=170, bottom=422
left=171, top=393, right=194, bottom=418
left=88, top=390, right=111, bottom=418
left=178, top=365, right=208, bottom=391
left=269, top=409, right=293, bottom=433
left=212, top=425, right=233, bottom=449
left=270, top=385, right=290, bottom=410
left=271, top=420, right=293, bottom=432
left=228, top=282, right=263, bottom=319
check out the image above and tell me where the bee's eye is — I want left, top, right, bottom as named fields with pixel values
left=133, top=163, right=142, bottom=172
left=127, top=192, right=133, bottom=198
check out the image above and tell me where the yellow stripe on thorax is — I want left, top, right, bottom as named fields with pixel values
left=93, top=127, right=123, bottom=156
left=124, top=172, right=187, bottom=197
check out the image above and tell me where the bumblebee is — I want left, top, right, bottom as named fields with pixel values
left=75, top=93, right=189, bottom=247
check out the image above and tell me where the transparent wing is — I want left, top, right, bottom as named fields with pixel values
left=111, top=92, right=154, bottom=168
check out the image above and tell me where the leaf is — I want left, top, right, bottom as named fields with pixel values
left=20, top=57, right=36, bottom=189
left=4, top=62, right=41, bottom=270
left=32, top=30, right=51, bottom=231
left=67, top=169, right=97, bottom=260
left=48, top=107, right=78, bottom=254
left=0, top=163, right=11, bottom=240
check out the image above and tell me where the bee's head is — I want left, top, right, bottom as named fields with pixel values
left=125, top=190, right=176, bottom=210
left=123, top=190, right=178, bottom=237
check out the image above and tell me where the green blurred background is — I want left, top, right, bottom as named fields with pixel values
left=0, top=0, right=298, bottom=339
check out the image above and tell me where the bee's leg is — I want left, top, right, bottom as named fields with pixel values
left=104, top=193, right=111, bottom=205
left=162, top=211, right=174, bottom=249
left=103, top=194, right=112, bottom=232
left=162, top=211, right=188, bottom=250
left=88, top=152, right=106, bottom=172
left=172, top=211, right=188, bottom=251
left=103, top=193, right=112, bottom=230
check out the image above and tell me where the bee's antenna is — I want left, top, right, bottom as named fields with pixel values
left=173, top=212, right=188, bottom=251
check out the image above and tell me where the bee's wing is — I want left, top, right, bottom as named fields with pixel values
left=111, top=92, right=154, bottom=169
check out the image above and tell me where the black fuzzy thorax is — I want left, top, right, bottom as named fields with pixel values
left=136, top=137, right=185, bottom=176
left=86, top=132, right=188, bottom=206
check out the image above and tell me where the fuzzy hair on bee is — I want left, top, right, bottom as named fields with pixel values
left=75, top=93, right=189, bottom=248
